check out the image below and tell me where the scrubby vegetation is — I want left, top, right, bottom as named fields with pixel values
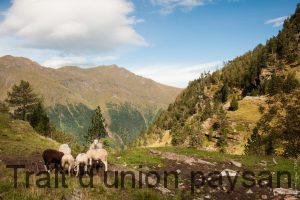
left=143, top=4, right=300, bottom=157
left=108, top=102, right=159, bottom=145
left=47, top=103, right=94, bottom=143
left=245, top=89, right=300, bottom=157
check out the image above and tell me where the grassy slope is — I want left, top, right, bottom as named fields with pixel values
left=0, top=113, right=171, bottom=200
left=227, top=97, right=264, bottom=124
left=0, top=112, right=298, bottom=199
left=226, top=96, right=265, bottom=154
left=0, top=113, right=60, bottom=156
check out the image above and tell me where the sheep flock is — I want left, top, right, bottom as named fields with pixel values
left=42, top=139, right=108, bottom=176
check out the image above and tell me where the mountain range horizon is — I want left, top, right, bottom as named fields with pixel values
left=0, top=54, right=181, bottom=144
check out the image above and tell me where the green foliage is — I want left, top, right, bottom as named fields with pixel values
left=229, top=96, right=239, bottom=111
left=108, top=102, right=156, bottom=145
left=0, top=101, right=9, bottom=113
left=283, top=97, right=300, bottom=157
left=5, top=80, right=39, bottom=120
left=85, top=106, right=108, bottom=144
left=47, top=103, right=94, bottom=143
left=28, top=102, right=51, bottom=135
left=258, top=105, right=265, bottom=114
left=266, top=74, right=285, bottom=95
left=189, top=134, right=203, bottom=147
left=102, top=137, right=118, bottom=149
left=217, top=128, right=228, bottom=153
left=246, top=90, right=300, bottom=157
left=245, top=127, right=263, bottom=155
left=283, top=72, right=299, bottom=93
left=265, top=72, right=299, bottom=96
left=219, top=81, right=229, bottom=103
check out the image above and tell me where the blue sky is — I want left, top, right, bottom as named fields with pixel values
left=0, top=0, right=298, bottom=87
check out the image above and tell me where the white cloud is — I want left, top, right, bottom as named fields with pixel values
left=42, top=56, right=87, bottom=68
left=42, top=55, right=118, bottom=68
left=265, top=16, right=288, bottom=27
left=151, top=0, right=212, bottom=14
left=0, top=0, right=146, bottom=53
left=132, top=61, right=222, bottom=87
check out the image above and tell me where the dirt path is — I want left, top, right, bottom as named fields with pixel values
left=149, top=149, right=215, bottom=166
left=0, top=153, right=46, bottom=173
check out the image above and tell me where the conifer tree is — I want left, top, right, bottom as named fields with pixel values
left=217, top=128, right=228, bottom=153
left=245, top=127, right=264, bottom=155
left=85, top=106, right=108, bottom=144
left=220, top=81, right=229, bottom=103
left=28, top=102, right=51, bottom=135
left=6, top=80, right=39, bottom=120
left=229, top=96, right=239, bottom=111
left=283, top=72, right=299, bottom=93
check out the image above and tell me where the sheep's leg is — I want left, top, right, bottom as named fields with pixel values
left=76, top=165, right=79, bottom=177
left=104, top=161, right=108, bottom=171
left=45, top=165, right=50, bottom=173
left=84, top=165, right=88, bottom=176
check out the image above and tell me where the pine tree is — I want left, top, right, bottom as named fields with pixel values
left=266, top=74, right=284, bottom=95
left=283, top=72, right=299, bottom=94
left=6, top=80, right=38, bottom=120
left=220, top=81, right=229, bottom=103
left=28, top=102, right=51, bottom=135
left=217, top=128, right=228, bottom=153
left=245, top=127, right=264, bottom=155
left=85, top=106, right=108, bottom=144
left=229, top=96, right=239, bottom=111
left=283, top=101, right=300, bottom=157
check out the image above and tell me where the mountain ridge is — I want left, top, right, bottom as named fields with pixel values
left=0, top=55, right=181, bottom=144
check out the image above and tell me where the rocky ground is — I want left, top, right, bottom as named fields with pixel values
left=0, top=149, right=299, bottom=200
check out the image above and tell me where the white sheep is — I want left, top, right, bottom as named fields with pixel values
left=61, top=154, right=75, bottom=175
left=86, top=148, right=108, bottom=171
left=58, top=144, right=71, bottom=155
left=74, top=153, right=89, bottom=177
left=89, top=139, right=103, bottom=150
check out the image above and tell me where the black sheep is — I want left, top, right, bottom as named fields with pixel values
left=42, top=149, right=64, bottom=172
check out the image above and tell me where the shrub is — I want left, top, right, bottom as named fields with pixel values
left=0, top=101, right=9, bottom=113
left=229, top=96, right=239, bottom=111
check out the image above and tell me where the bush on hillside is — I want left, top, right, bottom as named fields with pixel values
left=229, top=96, right=239, bottom=111
left=0, top=101, right=9, bottom=113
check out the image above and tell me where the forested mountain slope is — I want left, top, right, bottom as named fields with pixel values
left=0, top=56, right=181, bottom=144
left=141, top=4, right=300, bottom=156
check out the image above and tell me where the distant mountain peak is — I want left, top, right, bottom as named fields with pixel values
left=0, top=55, right=42, bottom=70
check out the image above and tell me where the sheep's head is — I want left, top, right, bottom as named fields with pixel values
left=93, top=139, right=99, bottom=144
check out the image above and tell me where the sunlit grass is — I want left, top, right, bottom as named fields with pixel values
left=227, top=98, right=263, bottom=123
